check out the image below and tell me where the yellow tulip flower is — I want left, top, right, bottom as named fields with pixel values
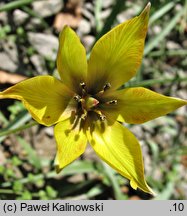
left=0, top=3, right=186, bottom=194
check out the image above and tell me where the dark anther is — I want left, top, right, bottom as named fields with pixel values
left=80, top=82, right=86, bottom=89
left=107, top=100, right=117, bottom=105
left=99, top=114, right=106, bottom=121
left=73, top=95, right=81, bottom=102
left=103, top=83, right=111, bottom=91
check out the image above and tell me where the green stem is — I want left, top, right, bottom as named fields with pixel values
left=0, top=0, right=36, bottom=12
left=0, top=121, right=38, bottom=137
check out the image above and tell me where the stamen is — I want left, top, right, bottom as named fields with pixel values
left=81, top=113, right=87, bottom=120
left=103, top=83, right=111, bottom=91
left=73, top=95, right=81, bottom=102
left=95, top=110, right=106, bottom=121
left=99, top=114, right=106, bottom=121
left=106, top=100, right=117, bottom=105
left=80, top=82, right=86, bottom=96
left=80, top=82, right=86, bottom=89
left=81, top=109, right=87, bottom=120
left=96, top=83, right=111, bottom=96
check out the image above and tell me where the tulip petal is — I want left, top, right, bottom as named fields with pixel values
left=87, top=118, right=154, bottom=194
left=54, top=118, right=87, bottom=172
left=0, top=76, right=75, bottom=126
left=87, top=3, right=150, bottom=94
left=108, top=87, right=187, bottom=124
left=57, top=26, right=87, bottom=94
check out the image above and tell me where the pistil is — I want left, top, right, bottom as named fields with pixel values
left=74, top=82, right=115, bottom=122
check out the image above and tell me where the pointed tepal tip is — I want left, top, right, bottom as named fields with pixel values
left=140, top=2, right=151, bottom=18
left=144, top=2, right=151, bottom=12
left=147, top=2, right=151, bottom=9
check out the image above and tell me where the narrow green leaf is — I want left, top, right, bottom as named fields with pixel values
left=154, top=182, right=175, bottom=200
left=0, top=119, right=36, bottom=139
left=86, top=185, right=103, bottom=198
left=144, top=9, right=184, bottom=55
left=22, top=6, right=49, bottom=28
left=149, top=1, right=179, bottom=25
left=1, top=160, right=100, bottom=188
left=101, top=161, right=126, bottom=200
left=94, top=0, right=103, bottom=32
left=0, top=0, right=36, bottom=12
left=60, top=179, right=96, bottom=197
left=95, top=0, right=125, bottom=41
left=128, top=77, right=187, bottom=87
left=0, top=111, right=32, bottom=142
left=0, top=111, right=8, bottom=125
left=16, top=136, right=42, bottom=170
left=62, top=160, right=100, bottom=175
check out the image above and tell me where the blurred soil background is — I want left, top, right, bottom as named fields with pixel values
left=0, top=0, right=187, bottom=200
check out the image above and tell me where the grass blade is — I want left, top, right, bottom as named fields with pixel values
left=144, top=9, right=184, bottom=56
left=0, top=0, right=36, bottom=12
left=149, top=1, right=179, bottom=25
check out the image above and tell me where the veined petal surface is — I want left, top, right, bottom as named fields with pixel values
left=54, top=118, right=87, bottom=172
left=0, top=76, right=75, bottom=126
left=57, top=26, right=87, bottom=94
left=87, top=3, right=150, bottom=94
left=86, top=118, right=154, bottom=194
left=115, top=87, right=187, bottom=124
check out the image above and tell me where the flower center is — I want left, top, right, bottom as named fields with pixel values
left=73, top=82, right=117, bottom=121
left=83, top=96, right=99, bottom=111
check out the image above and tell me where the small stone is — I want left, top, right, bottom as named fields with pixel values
left=82, top=8, right=95, bottom=27
left=44, top=127, right=54, bottom=137
left=0, top=11, right=8, bottom=24
left=84, top=2, right=93, bottom=11
left=13, top=9, right=29, bottom=25
left=0, top=53, right=18, bottom=72
left=28, top=32, right=58, bottom=61
left=0, top=40, right=18, bottom=72
left=100, top=8, right=111, bottom=20
left=102, top=0, right=115, bottom=8
left=30, top=54, right=47, bottom=75
left=32, top=0, right=63, bottom=18
left=117, top=7, right=135, bottom=23
left=152, top=25, right=162, bottom=34
left=0, top=148, right=6, bottom=165
left=166, top=41, right=181, bottom=50
left=27, top=17, right=44, bottom=29
left=82, top=35, right=95, bottom=52
left=77, top=19, right=91, bottom=36
left=130, top=125, right=144, bottom=140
